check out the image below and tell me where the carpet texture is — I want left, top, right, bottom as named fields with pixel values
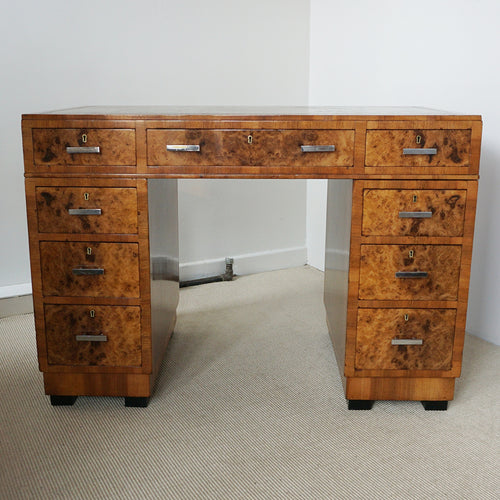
left=0, top=266, right=498, bottom=499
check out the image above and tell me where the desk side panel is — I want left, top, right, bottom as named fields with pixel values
left=324, top=179, right=353, bottom=389
left=147, top=179, right=179, bottom=383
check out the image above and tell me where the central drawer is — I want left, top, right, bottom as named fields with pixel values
left=358, top=244, right=461, bottom=301
left=362, top=188, right=467, bottom=236
left=40, top=242, right=140, bottom=298
left=147, top=129, right=355, bottom=167
left=36, top=186, right=138, bottom=234
left=44, top=304, right=142, bottom=367
left=355, top=308, right=456, bottom=371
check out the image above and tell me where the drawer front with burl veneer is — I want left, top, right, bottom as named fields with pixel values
left=365, top=129, right=471, bottom=168
left=40, top=242, right=140, bottom=298
left=36, top=186, right=138, bottom=234
left=32, top=128, right=136, bottom=166
left=355, top=308, right=456, bottom=371
left=44, top=305, right=142, bottom=367
left=362, top=188, right=467, bottom=237
left=147, top=129, right=355, bottom=167
left=358, top=244, right=461, bottom=301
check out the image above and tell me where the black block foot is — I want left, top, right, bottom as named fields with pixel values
left=421, top=400, right=448, bottom=411
left=125, top=397, right=150, bottom=407
left=348, top=399, right=374, bottom=410
left=50, top=395, right=77, bottom=406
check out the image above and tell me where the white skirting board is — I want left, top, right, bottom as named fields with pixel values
left=180, top=246, right=308, bottom=282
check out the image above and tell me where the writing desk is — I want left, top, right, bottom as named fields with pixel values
left=22, top=106, right=482, bottom=409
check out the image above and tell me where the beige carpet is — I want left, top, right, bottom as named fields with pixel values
left=0, top=266, right=498, bottom=499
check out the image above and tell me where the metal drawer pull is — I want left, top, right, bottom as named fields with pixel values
left=68, top=209, right=102, bottom=216
left=391, top=338, right=423, bottom=346
left=76, top=334, right=108, bottom=342
left=72, top=268, right=104, bottom=276
left=166, top=145, right=200, bottom=152
left=395, top=271, right=428, bottom=278
left=403, top=148, right=437, bottom=155
left=301, top=145, right=336, bottom=153
left=399, top=211, right=432, bottom=218
left=66, top=146, right=101, bottom=154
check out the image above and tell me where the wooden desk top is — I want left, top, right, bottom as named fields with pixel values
left=22, top=105, right=481, bottom=121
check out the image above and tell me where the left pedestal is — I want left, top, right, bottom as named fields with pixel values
left=25, top=177, right=179, bottom=406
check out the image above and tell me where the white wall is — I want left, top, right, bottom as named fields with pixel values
left=309, top=0, right=500, bottom=344
left=0, top=0, right=310, bottom=295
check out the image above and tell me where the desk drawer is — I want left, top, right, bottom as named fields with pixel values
left=36, top=186, right=138, bottom=234
left=32, top=128, right=136, bottom=166
left=358, top=244, right=461, bottom=300
left=355, top=308, right=455, bottom=371
left=40, top=242, right=140, bottom=298
left=147, top=129, right=354, bottom=167
left=45, top=305, right=142, bottom=367
left=362, top=188, right=466, bottom=236
left=365, top=129, right=471, bottom=168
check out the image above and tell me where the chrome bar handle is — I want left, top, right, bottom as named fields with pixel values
left=75, top=334, right=108, bottom=342
left=72, top=268, right=104, bottom=276
left=395, top=271, right=428, bottom=278
left=66, top=146, right=101, bottom=154
left=399, top=211, right=432, bottom=218
left=301, top=145, right=336, bottom=153
left=403, top=148, right=437, bottom=155
left=68, top=209, right=102, bottom=216
left=391, top=338, right=423, bottom=346
left=166, top=145, right=201, bottom=152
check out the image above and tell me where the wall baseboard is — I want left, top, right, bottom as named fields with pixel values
left=0, top=283, right=32, bottom=299
left=180, top=246, right=307, bottom=282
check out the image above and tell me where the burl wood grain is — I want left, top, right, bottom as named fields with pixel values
left=365, top=129, right=471, bottom=167
left=40, top=242, right=140, bottom=297
left=355, top=308, right=456, bottom=370
left=362, top=189, right=466, bottom=236
left=358, top=245, right=461, bottom=300
left=36, top=187, right=138, bottom=234
left=45, top=305, right=142, bottom=367
left=32, top=128, right=136, bottom=166
left=147, top=129, right=355, bottom=167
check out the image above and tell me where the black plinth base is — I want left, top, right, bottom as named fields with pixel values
left=124, top=397, right=150, bottom=407
left=50, top=395, right=78, bottom=406
left=421, top=400, right=448, bottom=411
left=348, top=400, right=374, bottom=410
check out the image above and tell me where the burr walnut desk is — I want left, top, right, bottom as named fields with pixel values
left=22, top=106, right=482, bottom=409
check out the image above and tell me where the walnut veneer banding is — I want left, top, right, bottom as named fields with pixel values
left=362, top=189, right=466, bottom=236
left=40, top=242, right=140, bottom=297
left=36, top=187, right=138, bottom=234
left=32, top=128, right=136, bottom=166
left=365, top=129, right=472, bottom=167
left=45, top=305, right=142, bottom=367
left=358, top=244, right=461, bottom=301
left=355, top=308, right=456, bottom=370
left=147, top=129, right=355, bottom=167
